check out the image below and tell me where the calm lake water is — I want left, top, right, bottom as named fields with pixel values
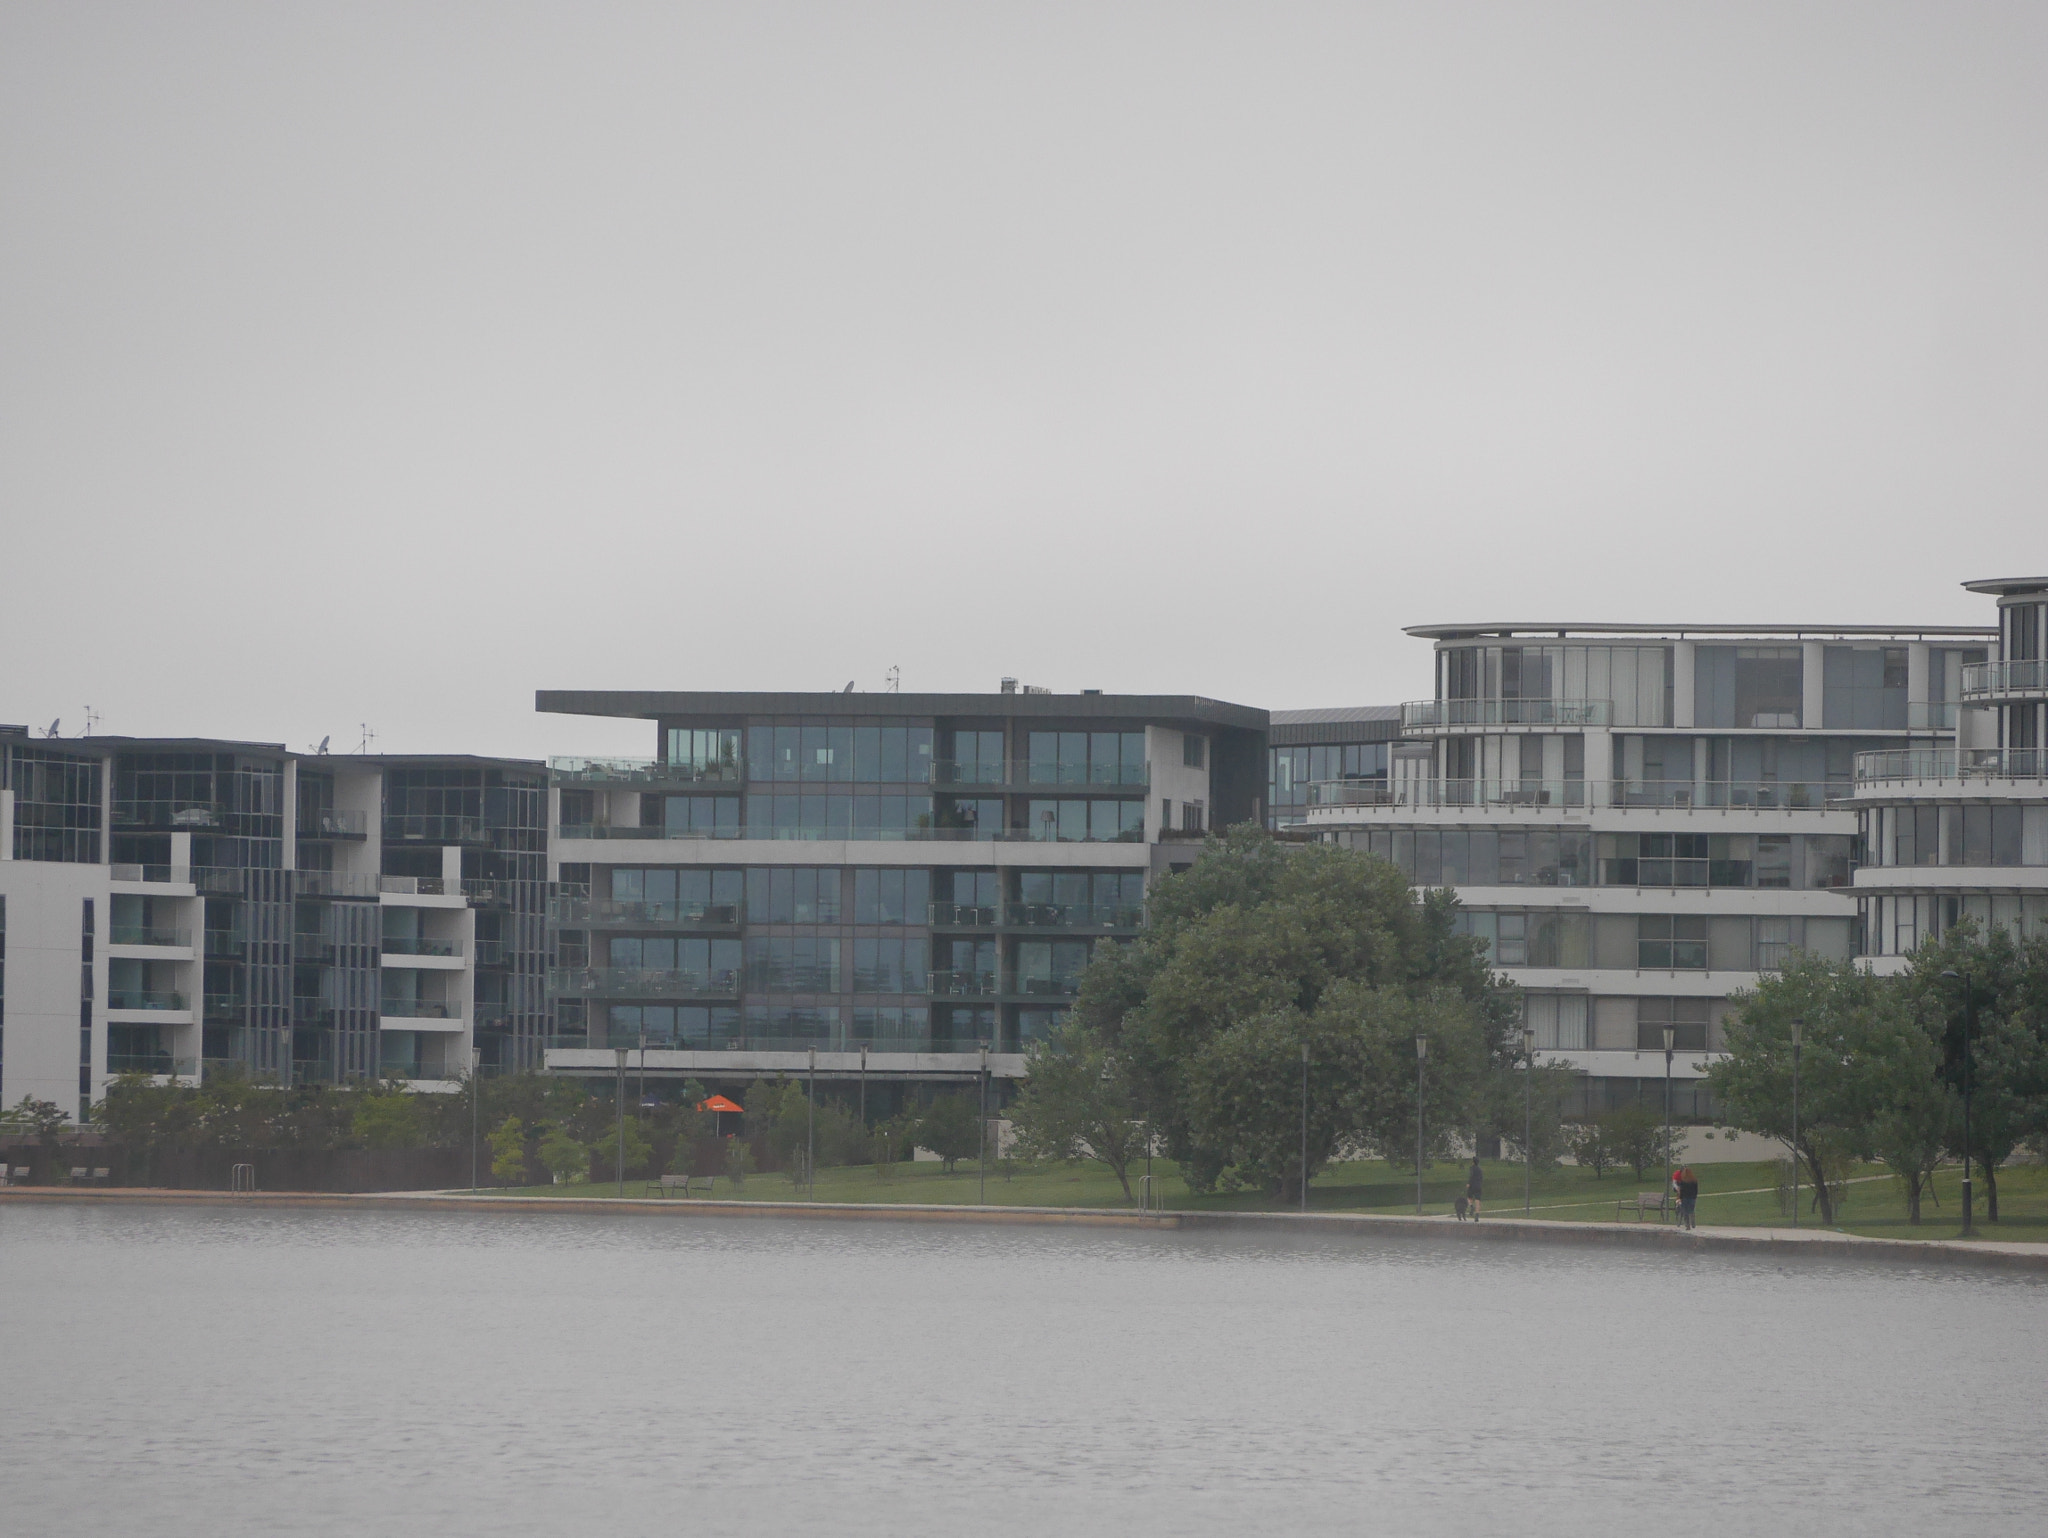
left=1, top=1204, right=2041, bottom=1537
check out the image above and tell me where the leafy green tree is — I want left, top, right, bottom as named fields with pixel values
left=352, top=1091, right=426, bottom=1151
left=1007, top=1018, right=1149, bottom=1202
left=3, top=1095, right=69, bottom=1179
left=1599, top=1107, right=1674, bottom=1182
left=1862, top=1003, right=1955, bottom=1224
left=1899, top=922, right=2048, bottom=1223
left=540, top=1125, right=588, bottom=1184
left=1071, top=828, right=1516, bottom=1194
left=915, top=1093, right=983, bottom=1173
left=1563, top=1119, right=1613, bottom=1178
left=1486, top=1059, right=1583, bottom=1174
left=589, top=1115, right=654, bottom=1180
left=487, top=1116, right=529, bottom=1183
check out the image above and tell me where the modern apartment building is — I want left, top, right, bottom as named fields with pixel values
left=1297, top=619, right=1995, bottom=1114
left=1267, top=706, right=1400, bottom=831
left=0, top=732, right=547, bottom=1119
left=1853, top=577, right=2048, bottom=965
left=536, top=688, right=1266, bottom=1110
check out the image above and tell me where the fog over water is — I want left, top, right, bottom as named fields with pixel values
left=1, top=1204, right=2040, bottom=1536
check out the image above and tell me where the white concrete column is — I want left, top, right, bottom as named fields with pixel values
left=1801, top=641, right=1826, bottom=728
left=1583, top=728, right=1613, bottom=806
left=1672, top=641, right=1696, bottom=729
left=169, top=831, right=192, bottom=875
left=1907, top=643, right=1930, bottom=723
left=440, top=845, right=463, bottom=886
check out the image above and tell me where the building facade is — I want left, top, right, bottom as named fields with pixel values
left=1297, top=620, right=1994, bottom=1114
left=1853, top=578, right=2048, bottom=966
left=1267, top=706, right=1400, bottom=831
left=0, top=732, right=547, bottom=1119
left=537, top=688, right=1266, bottom=1109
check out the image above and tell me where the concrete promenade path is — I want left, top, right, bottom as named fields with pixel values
left=6, top=1185, right=2045, bottom=1275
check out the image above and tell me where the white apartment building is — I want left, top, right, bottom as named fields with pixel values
left=0, top=732, right=547, bottom=1121
left=1300, top=619, right=1994, bottom=1115
left=1853, top=577, right=2048, bottom=965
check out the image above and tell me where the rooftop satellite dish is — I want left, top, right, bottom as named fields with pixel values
left=45, top=718, right=60, bottom=737
left=315, top=735, right=330, bottom=755
left=844, top=680, right=855, bottom=693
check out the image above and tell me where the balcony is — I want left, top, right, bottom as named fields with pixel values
left=551, top=896, right=741, bottom=927
left=1401, top=699, right=1613, bottom=731
left=106, top=1053, right=199, bottom=1077
left=297, top=808, right=368, bottom=840
left=379, top=1001, right=461, bottom=1020
left=555, top=823, right=1147, bottom=844
left=1908, top=701, right=1958, bottom=731
left=109, top=924, right=191, bottom=948
left=927, top=902, right=1000, bottom=927
left=1853, top=747, right=2048, bottom=784
left=383, top=814, right=489, bottom=845
left=203, top=993, right=244, bottom=1023
left=1961, top=659, right=2048, bottom=700
left=382, top=936, right=463, bottom=958
left=1307, top=778, right=1845, bottom=812
left=205, top=930, right=247, bottom=960
left=107, top=989, right=188, bottom=1011
left=295, top=935, right=336, bottom=962
left=1010, top=973, right=1085, bottom=997
left=472, top=939, right=508, bottom=967
left=551, top=756, right=742, bottom=786
left=108, top=864, right=186, bottom=884
left=1003, top=902, right=1144, bottom=929
left=548, top=967, right=742, bottom=999
left=294, top=869, right=382, bottom=899
left=545, top=1032, right=997, bottom=1056
left=928, top=969, right=1001, bottom=997
left=111, top=799, right=228, bottom=831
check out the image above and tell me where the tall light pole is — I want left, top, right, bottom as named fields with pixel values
left=1662, top=1024, right=1676, bottom=1199
left=1414, top=1036, right=1429, bottom=1214
left=859, top=1043, right=868, bottom=1128
left=469, top=1045, right=481, bottom=1193
left=979, top=1042, right=990, bottom=1205
left=807, top=1046, right=817, bottom=1197
left=1523, top=1025, right=1536, bottom=1216
left=1299, top=1040, right=1310, bottom=1213
left=1940, top=971, right=1975, bottom=1236
left=614, top=1047, right=628, bottom=1197
left=1789, top=1018, right=1802, bottom=1228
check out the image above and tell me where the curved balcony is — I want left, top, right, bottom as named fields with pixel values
left=1854, top=748, right=2048, bottom=785
left=1961, top=659, right=2048, bottom=703
left=1400, top=699, right=1612, bottom=732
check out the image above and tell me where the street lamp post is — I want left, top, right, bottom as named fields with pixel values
left=1789, top=1018, right=1802, bottom=1228
left=1523, top=1026, right=1536, bottom=1216
left=859, top=1043, right=868, bottom=1128
left=1414, top=1036, right=1429, bottom=1215
left=469, top=1046, right=481, bottom=1193
left=1940, top=971, right=1975, bottom=1236
left=1299, top=1040, right=1310, bottom=1214
left=614, top=1047, right=628, bottom=1197
left=1663, top=1025, right=1676, bottom=1201
left=807, top=1047, right=816, bottom=1198
left=979, top=1042, right=990, bottom=1205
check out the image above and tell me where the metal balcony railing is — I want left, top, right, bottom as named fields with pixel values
left=381, top=936, right=463, bottom=958
left=1307, top=778, right=1847, bottom=811
left=1961, top=659, right=2048, bottom=698
left=384, top=814, right=489, bottom=844
left=109, top=924, right=191, bottom=948
left=1400, top=699, right=1613, bottom=730
left=297, top=808, right=368, bottom=839
left=547, top=967, right=742, bottom=999
left=1853, top=747, right=2048, bottom=783
left=551, top=756, right=743, bottom=785
left=1002, top=902, right=1145, bottom=929
left=106, top=989, right=188, bottom=1011
left=551, top=896, right=742, bottom=926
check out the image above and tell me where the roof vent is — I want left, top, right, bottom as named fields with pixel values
left=1081, top=688, right=1102, bottom=696
left=1000, top=677, right=1017, bottom=694
left=1023, top=685, right=1051, bottom=695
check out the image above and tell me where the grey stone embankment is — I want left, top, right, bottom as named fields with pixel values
left=4, top=1187, right=2042, bottom=1275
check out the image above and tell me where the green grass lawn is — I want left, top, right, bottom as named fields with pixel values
left=496, top=1156, right=2048, bottom=1243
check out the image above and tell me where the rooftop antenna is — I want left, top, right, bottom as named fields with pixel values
left=83, top=705, right=101, bottom=735
left=44, top=717, right=60, bottom=738
left=356, top=723, right=376, bottom=754
left=885, top=666, right=900, bottom=694
left=313, top=735, right=331, bottom=755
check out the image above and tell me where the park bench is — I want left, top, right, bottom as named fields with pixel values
left=645, top=1173, right=711, bottom=1198
left=3, top=1165, right=30, bottom=1186
left=91, top=1168, right=112, bottom=1185
left=1617, top=1190, right=1673, bottom=1222
left=68, top=1166, right=90, bottom=1184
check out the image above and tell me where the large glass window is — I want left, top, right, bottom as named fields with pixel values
left=605, top=867, right=744, bottom=921
left=852, top=868, right=931, bottom=924
left=852, top=1005, right=929, bottom=1043
left=1025, top=732, right=1146, bottom=786
left=942, top=731, right=1006, bottom=785
left=6, top=746, right=102, bottom=863
left=1525, top=992, right=1590, bottom=1051
left=607, top=1003, right=740, bottom=1045
left=852, top=936, right=929, bottom=993
left=1637, top=996, right=1710, bottom=1051
left=751, top=792, right=932, bottom=838
left=1025, top=799, right=1145, bottom=842
left=605, top=936, right=741, bottom=986
left=1822, top=646, right=1908, bottom=730
left=1015, top=939, right=1093, bottom=995
left=664, top=728, right=743, bottom=778
left=745, top=868, right=843, bottom=923
left=747, top=722, right=932, bottom=784
left=1012, top=871, right=1144, bottom=925
left=1453, top=910, right=1587, bottom=968
left=662, top=796, right=741, bottom=836
left=1696, top=646, right=1803, bottom=728
left=1638, top=916, right=1709, bottom=970
left=743, top=936, right=842, bottom=992
left=1352, top=826, right=1590, bottom=888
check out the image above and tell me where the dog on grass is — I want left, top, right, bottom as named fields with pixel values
left=1453, top=1194, right=1470, bottom=1221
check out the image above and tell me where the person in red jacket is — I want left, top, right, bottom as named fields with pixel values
left=1672, top=1165, right=1699, bottom=1229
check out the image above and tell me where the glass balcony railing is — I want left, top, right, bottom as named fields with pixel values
left=1961, top=659, right=2048, bottom=698
left=108, top=864, right=185, bottom=884
left=1908, top=701, right=1959, bottom=730
left=106, top=1054, right=199, bottom=1077
left=544, top=1032, right=996, bottom=1056
left=548, top=967, right=742, bottom=999
left=1400, top=699, right=1613, bottom=730
left=205, top=930, right=247, bottom=959
left=381, top=936, right=463, bottom=958
left=1003, top=902, right=1145, bottom=929
left=295, top=870, right=383, bottom=899
left=1010, top=973, right=1085, bottom=997
left=472, top=939, right=508, bottom=966
left=111, top=800, right=228, bottom=830
left=928, top=969, right=1001, bottom=997
left=379, top=1001, right=462, bottom=1020
left=1306, top=778, right=1846, bottom=811
left=555, top=824, right=1146, bottom=844
left=1853, top=747, right=2048, bottom=783
left=551, top=896, right=742, bottom=926
left=109, top=924, right=191, bottom=948
left=106, top=989, right=188, bottom=1011
left=551, top=756, right=743, bottom=785
left=384, top=814, right=489, bottom=844
left=297, top=808, right=368, bottom=839
left=927, top=902, right=1000, bottom=927
left=203, top=993, right=245, bottom=1022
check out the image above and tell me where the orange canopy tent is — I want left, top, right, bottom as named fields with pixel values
left=698, top=1094, right=744, bottom=1114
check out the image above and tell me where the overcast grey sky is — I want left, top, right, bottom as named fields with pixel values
left=3, top=3, right=2042, bottom=761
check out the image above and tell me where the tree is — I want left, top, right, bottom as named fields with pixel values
left=915, top=1093, right=982, bottom=1173
left=1485, top=1059, right=1583, bottom=1174
left=1899, top=922, right=2048, bottom=1223
left=1600, top=1107, right=1674, bottom=1182
left=352, top=1090, right=426, bottom=1151
left=1708, top=953, right=1912, bottom=1224
left=1563, top=1120, right=1613, bottom=1178
left=2, top=1096, right=69, bottom=1179
left=1862, top=1004, right=1955, bottom=1224
left=591, top=1116, right=653, bottom=1180
left=488, top=1116, right=528, bottom=1184
left=1007, top=1018, right=1149, bottom=1202
left=540, top=1125, right=588, bottom=1184
left=1070, top=828, right=1517, bottom=1195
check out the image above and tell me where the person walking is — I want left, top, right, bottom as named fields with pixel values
left=1673, top=1164, right=1699, bottom=1229
left=1465, top=1156, right=1484, bottom=1220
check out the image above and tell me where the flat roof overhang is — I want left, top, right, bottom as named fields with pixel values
left=537, top=690, right=1267, bottom=732
left=1402, top=622, right=1997, bottom=642
left=1962, top=577, right=2048, bottom=598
